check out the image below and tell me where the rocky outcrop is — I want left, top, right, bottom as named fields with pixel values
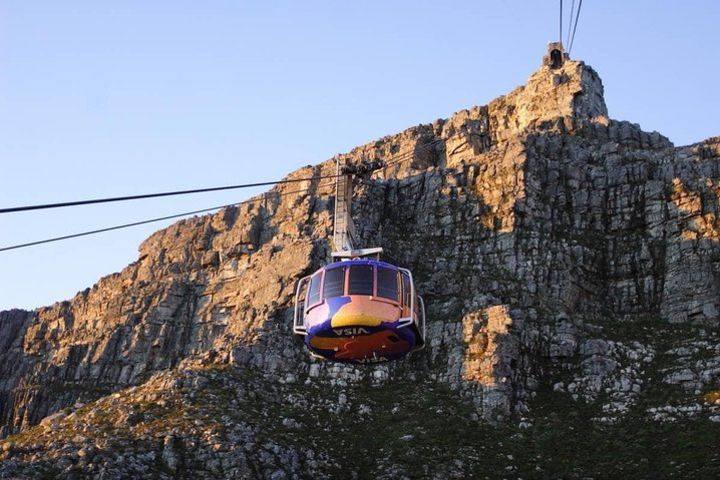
left=1, top=49, right=720, bottom=477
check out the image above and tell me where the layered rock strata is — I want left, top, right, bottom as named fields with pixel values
left=1, top=52, right=719, bottom=477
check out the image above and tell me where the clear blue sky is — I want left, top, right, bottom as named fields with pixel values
left=1, top=1, right=718, bottom=311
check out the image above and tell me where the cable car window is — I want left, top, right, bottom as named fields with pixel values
left=323, top=267, right=345, bottom=299
left=377, top=267, right=399, bottom=301
left=348, top=265, right=374, bottom=295
left=402, top=272, right=412, bottom=307
left=307, top=273, right=322, bottom=306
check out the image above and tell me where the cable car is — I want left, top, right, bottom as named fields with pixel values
left=292, top=158, right=426, bottom=363
left=293, top=258, right=425, bottom=363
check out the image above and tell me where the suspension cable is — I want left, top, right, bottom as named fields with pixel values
left=0, top=181, right=337, bottom=253
left=1, top=204, right=239, bottom=252
left=559, top=0, right=563, bottom=44
left=0, top=174, right=341, bottom=214
left=3, top=137, right=444, bottom=217
left=0, top=138, right=444, bottom=252
left=568, top=0, right=583, bottom=54
left=566, top=0, right=576, bottom=47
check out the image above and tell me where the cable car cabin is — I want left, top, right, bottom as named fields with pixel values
left=293, top=259, right=425, bottom=364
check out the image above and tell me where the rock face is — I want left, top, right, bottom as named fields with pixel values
left=1, top=50, right=720, bottom=478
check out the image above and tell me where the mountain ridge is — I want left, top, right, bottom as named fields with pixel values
left=1, top=50, right=719, bottom=478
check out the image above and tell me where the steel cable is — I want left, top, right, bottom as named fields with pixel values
left=568, top=0, right=583, bottom=54
left=1, top=138, right=445, bottom=252
left=0, top=174, right=342, bottom=214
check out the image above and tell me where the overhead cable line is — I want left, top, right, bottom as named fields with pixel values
left=3, top=138, right=444, bottom=216
left=0, top=181, right=337, bottom=253
left=568, top=0, right=583, bottom=54
left=0, top=139, right=442, bottom=253
left=0, top=174, right=341, bottom=214
left=566, top=0, right=576, bottom=47
left=0, top=204, right=239, bottom=252
left=559, top=0, right=563, bottom=44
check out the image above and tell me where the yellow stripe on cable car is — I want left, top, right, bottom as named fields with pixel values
left=330, top=311, right=383, bottom=328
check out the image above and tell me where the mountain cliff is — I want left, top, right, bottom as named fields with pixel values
left=1, top=50, right=719, bottom=478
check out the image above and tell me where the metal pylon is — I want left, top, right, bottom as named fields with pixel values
left=333, top=158, right=357, bottom=253
left=331, top=158, right=385, bottom=260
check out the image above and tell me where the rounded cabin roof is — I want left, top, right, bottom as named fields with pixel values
left=318, top=259, right=401, bottom=272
